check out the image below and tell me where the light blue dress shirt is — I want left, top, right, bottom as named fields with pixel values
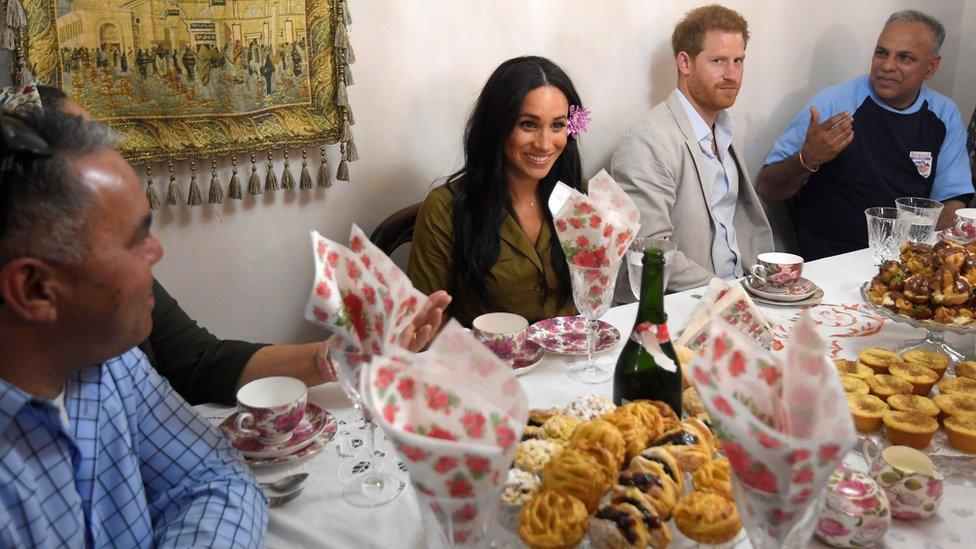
left=675, top=89, right=743, bottom=279
left=0, top=348, right=268, bottom=548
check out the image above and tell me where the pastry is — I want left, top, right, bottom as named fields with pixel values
left=673, top=491, right=742, bottom=544
left=955, top=361, right=976, bottom=380
left=647, top=420, right=713, bottom=470
left=522, top=425, right=544, bottom=440
left=682, top=386, right=708, bottom=418
left=571, top=419, right=626, bottom=467
left=866, top=374, right=914, bottom=399
left=886, top=394, right=939, bottom=418
left=630, top=446, right=685, bottom=494
left=888, top=362, right=939, bottom=395
left=528, top=407, right=560, bottom=426
left=541, top=414, right=581, bottom=444
left=606, top=487, right=674, bottom=548
left=611, top=472, right=678, bottom=522
left=902, top=349, right=950, bottom=377
left=943, top=415, right=976, bottom=453
left=846, top=394, right=888, bottom=433
left=565, top=394, right=616, bottom=422
left=938, top=376, right=976, bottom=396
left=933, top=393, right=976, bottom=422
left=601, top=410, right=649, bottom=462
left=619, top=401, right=664, bottom=443
left=502, top=468, right=542, bottom=506
left=834, top=359, right=874, bottom=380
left=588, top=501, right=651, bottom=549
left=646, top=400, right=681, bottom=434
left=858, top=348, right=902, bottom=374
left=692, top=457, right=733, bottom=499
left=682, top=417, right=717, bottom=453
left=514, top=439, right=564, bottom=474
left=840, top=375, right=871, bottom=395
left=541, top=448, right=608, bottom=513
left=570, top=439, right=620, bottom=483
left=674, top=344, right=697, bottom=387
left=882, top=410, right=939, bottom=449
left=518, top=489, right=588, bottom=549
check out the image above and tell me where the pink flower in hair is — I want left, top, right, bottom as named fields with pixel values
left=567, top=105, right=591, bottom=136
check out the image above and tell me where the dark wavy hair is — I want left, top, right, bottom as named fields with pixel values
left=449, top=56, right=584, bottom=310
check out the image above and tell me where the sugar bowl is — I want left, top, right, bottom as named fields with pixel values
left=816, top=465, right=890, bottom=548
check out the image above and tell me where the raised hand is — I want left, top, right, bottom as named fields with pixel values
left=799, top=107, right=855, bottom=168
left=398, top=290, right=451, bottom=352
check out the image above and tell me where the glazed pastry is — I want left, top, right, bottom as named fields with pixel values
left=541, top=447, right=608, bottom=513
left=866, top=374, right=914, bottom=399
left=611, top=472, right=678, bottom=522
left=934, top=241, right=969, bottom=269
left=619, top=401, right=665, bottom=443
left=938, top=376, right=976, bottom=396
left=692, top=458, right=734, bottom=499
left=565, top=394, right=616, bottom=422
left=886, top=394, right=939, bottom=418
left=931, top=267, right=971, bottom=306
left=674, top=345, right=697, bottom=387
left=882, top=410, right=939, bottom=449
left=673, top=491, right=742, bottom=544
left=502, top=468, right=542, bottom=506
left=955, top=361, right=976, bottom=380
left=541, top=414, right=581, bottom=444
left=601, top=410, right=650, bottom=462
left=570, top=439, right=620, bottom=483
left=840, top=375, right=871, bottom=395
left=518, top=489, right=588, bottom=549
left=514, top=439, right=564, bottom=474
left=902, top=349, right=950, bottom=377
left=528, top=407, right=560, bottom=426
left=521, top=425, right=544, bottom=440
left=944, top=415, right=976, bottom=453
left=858, top=348, right=902, bottom=374
left=604, top=488, right=674, bottom=549
left=571, top=419, right=626, bottom=467
left=933, top=393, right=976, bottom=422
left=589, top=501, right=661, bottom=549
left=646, top=400, right=681, bottom=434
left=630, top=446, right=685, bottom=493
left=682, top=386, right=708, bottom=419
left=834, top=359, right=874, bottom=380
left=648, top=422, right=712, bottom=470
left=682, top=417, right=717, bottom=454
left=903, top=273, right=933, bottom=303
left=888, top=362, right=939, bottom=396
left=846, top=394, right=888, bottom=433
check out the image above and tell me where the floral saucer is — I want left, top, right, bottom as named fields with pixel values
left=528, top=316, right=621, bottom=356
left=937, top=227, right=976, bottom=244
left=743, top=276, right=817, bottom=302
left=220, top=403, right=336, bottom=460
left=512, top=340, right=544, bottom=376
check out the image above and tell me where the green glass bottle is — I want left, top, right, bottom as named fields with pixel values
left=612, top=247, right=682, bottom=415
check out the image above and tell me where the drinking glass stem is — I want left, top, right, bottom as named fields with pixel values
left=360, top=405, right=385, bottom=491
left=586, top=317, right=597, bottom=368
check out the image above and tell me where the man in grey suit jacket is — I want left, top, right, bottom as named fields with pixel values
left=611, top=5, right=772, bottom=296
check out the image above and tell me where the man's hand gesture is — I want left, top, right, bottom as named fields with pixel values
left=799, top=107, right=855, bottom=169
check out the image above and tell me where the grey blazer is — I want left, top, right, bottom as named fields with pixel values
left=610, top=90, right=773, bottom=295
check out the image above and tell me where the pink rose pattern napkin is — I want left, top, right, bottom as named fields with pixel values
left=552, top=169, right=639, bottom=270
left=677, top=278, right=774, bottom=351
left=688, top=312, right=857, bottom=548
left=362, top=321, right=528, bottom=545
left=304, top=224, right=424, bottom=354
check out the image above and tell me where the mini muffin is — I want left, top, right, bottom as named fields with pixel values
left=840, top=375, right=870, bottom=395
left=673, top=491, right=742, bottom=544
left=847, top=394, right=888, bottom=433
left=882, top=410, right=939, bottom=449
left=955, top=361, right=976, bottom=381
left=888, top=362, right=939, bottom=395
left=943, top=415, right=976, bottom=453
left=938, top=376, right=976, bottom=396
left=933, top=393, right=976, bottom=422
left=866, top=374, right=914, bottom=399
left=835, top=359, right=874, bottom=380
left=902, top=348, right=951, bottom=378
left=886, top=394, right=939, bottom=418
left=858, top=348, right=902, bottom=374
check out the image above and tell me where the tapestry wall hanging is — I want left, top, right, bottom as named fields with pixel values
left=4, top=0, right=357, bottom=208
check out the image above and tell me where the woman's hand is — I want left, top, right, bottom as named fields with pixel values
left=398, top=290, right=452, bottom=351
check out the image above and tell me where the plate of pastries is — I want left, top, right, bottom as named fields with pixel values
left=502, top=391, right=743, bottom=548
left=837, top=347, right=976, bottom=461
left=864, top=239, right=976, bottom=329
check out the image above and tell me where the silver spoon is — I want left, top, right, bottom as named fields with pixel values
left=259, top=473, right=308, bottom=493
left=268, top=487, right=303, bottom=508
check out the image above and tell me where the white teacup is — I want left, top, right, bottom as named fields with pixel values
left=234, top=376, right=308, bottom=445
left=749, top=252, right=804, bottom=287
left=953, top=208, right=976, bottom=238
left=472, top=312, right=529, bottom=364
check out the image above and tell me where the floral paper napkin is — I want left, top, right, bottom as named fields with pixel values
left=550, top=169, right=640, bottom=270
left=688, top=312, right=858, bottom=548
left=361, top=321, right=528, bottom=545
left=304, top=224, right=425, bottom=354
left=676, top=278, right=774, bottom=351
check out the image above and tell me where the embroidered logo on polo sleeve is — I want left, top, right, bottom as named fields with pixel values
left=910, top=151, right=933, bottom=179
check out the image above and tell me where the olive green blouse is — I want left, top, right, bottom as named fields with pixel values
left=408, top=182, right=577, bottom=327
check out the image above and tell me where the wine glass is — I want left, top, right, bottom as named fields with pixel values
left=568, top=260, right=622, bottom=384
left=329, top=343, right=405, bottom=507
left=627, top=237, right=677, bottom=299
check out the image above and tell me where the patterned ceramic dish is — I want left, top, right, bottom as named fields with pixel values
left=528, top=316, right=620, bottom=356
left=512, top=340, right=545, bottom=376
left=743, top=276, right=818, bottom=302
left=221, top=404, right=337, bottom=460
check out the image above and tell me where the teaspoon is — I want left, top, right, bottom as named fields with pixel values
left=259, top=473, right=308, bottom=493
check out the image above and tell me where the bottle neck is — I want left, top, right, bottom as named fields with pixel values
left=635, top=257, right=666, bottom=326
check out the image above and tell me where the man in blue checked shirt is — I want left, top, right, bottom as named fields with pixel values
left=0, top=92, right=267, bottom=547
left=757, top=10, right=974, bottom=260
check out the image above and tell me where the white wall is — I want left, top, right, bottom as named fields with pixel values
left=3, top=1, right=973, bottom=345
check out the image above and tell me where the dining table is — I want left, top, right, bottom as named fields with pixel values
left=196, top=247, right=976, bottom=548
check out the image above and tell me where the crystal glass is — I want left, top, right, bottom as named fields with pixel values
left=895, top=197, right=943, bottom=244
left=627, top=237, right=677, bottom=299
left=568, top=260, right=622, bottom=384
left=330, top=344, right=405, bottom=507
left=865, top=207, right=910, bottom=265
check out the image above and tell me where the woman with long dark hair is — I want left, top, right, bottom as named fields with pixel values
left=409, top=56, right=586, bottom=326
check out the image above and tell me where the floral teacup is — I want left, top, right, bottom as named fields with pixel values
left=234, top=376, right=308, bottom=445
left=862, top=439, right=943, bottom=520
left=816, top=465, right=890, bottom=548
left=472, top=312, right=529, bottom=365
left=749, top=252, right=804, bottom=288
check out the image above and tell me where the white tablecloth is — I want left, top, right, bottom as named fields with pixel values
left=196, top=248, right=976, bottom=548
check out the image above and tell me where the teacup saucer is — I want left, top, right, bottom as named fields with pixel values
left=744, top=276, right=817, bottom=302
left=220, top=403, right=333, bottom=459
left=512, top=340, right=544, bottom=376
left=528, top=316, right=621, bottom=356
left=937, top=227, right=976, bottom=244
